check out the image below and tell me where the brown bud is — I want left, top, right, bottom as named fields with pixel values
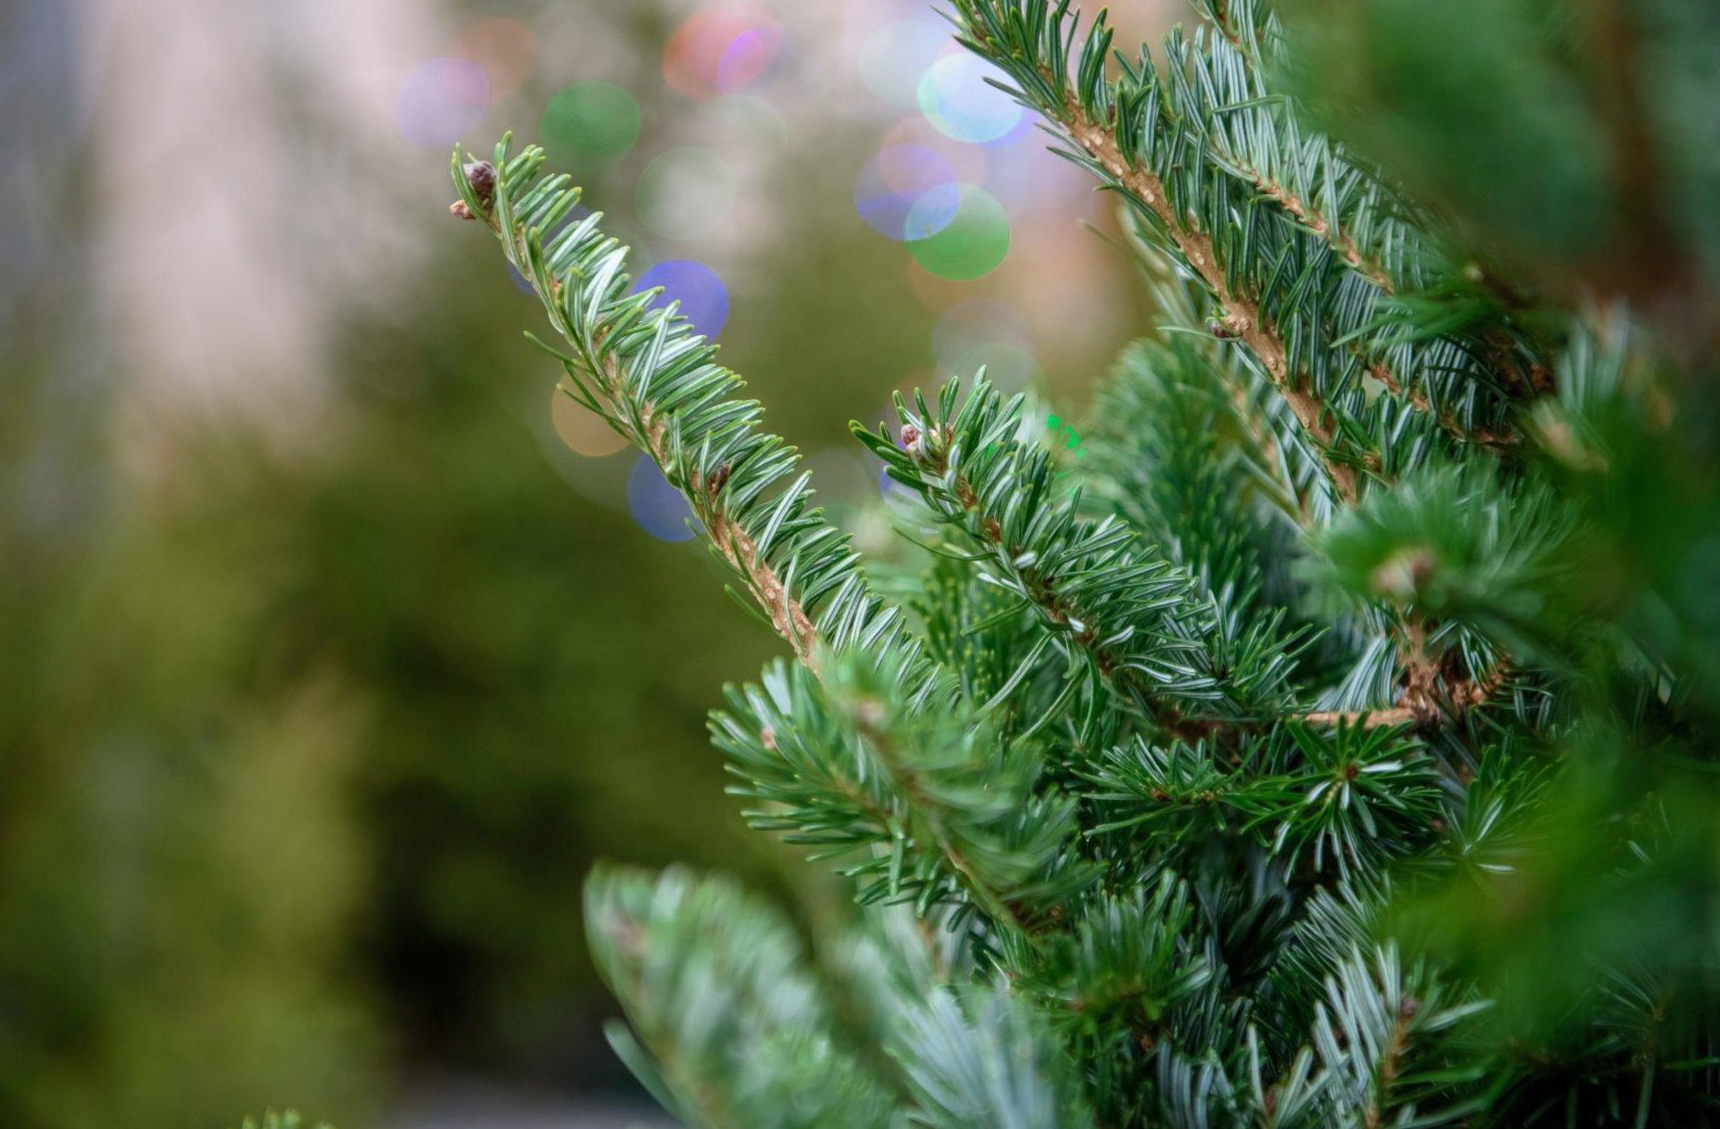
left=449, top=200, right=476, bottom=220
left=1399, top=995, right=1420, bottom=1021
left=463, top=159, right=497, bottom=205
left=1209, top=319, right=1231, bottom=340
left=705, top=462, right=732, bottom=500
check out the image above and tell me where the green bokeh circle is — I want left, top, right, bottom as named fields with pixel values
left=907, top=185, right=1010, bottom=281
left=541, top=82, right=641, bottom=166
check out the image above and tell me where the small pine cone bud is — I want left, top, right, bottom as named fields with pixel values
left=450, top=160, right=497, bottom=219
left=1209, top=319, right=1232, bottom=340
left=1399, top=995, right=1420, bottom=1021
left=463, top=159, right=497, bottom=205
left=900, top=423, right=923, bottom=456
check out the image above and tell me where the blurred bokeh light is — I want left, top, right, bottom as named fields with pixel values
left=627, top=455, right=699, bottom=541
left=551, top=386, right=631, bottom=459
left=860, top=16, right=949, bottom=106
left=635, top=259, right=731, bottom=339
left=637, top=147, right=739, bottom=241
left=906, top=183, right=1010, bottom=279
left=541, top=81, right=642, bottom=167
left=854, top=146, right=955, bottom=240
left=664, top=2, right=786, bottom=99
left=398, top=57, right=492, bottom=147
left=452, top=17, right=538, bottom=100
left=918, top=53, right=1023, bottom=143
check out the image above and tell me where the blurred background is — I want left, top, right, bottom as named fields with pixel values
left=0, top=0, right=1180, bottom=1125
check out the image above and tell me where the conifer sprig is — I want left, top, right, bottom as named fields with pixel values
left=710, top=650, right=1097, bottom=934
left=586, top=866, right=904, bottom=1129
left=856, top=378, right=1246, bottom=739
left=450, top=141, right=916, bottom=681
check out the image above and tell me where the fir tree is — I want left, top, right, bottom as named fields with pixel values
left=444, top=1, right=1720, bottom=1125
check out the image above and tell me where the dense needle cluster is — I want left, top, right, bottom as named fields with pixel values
left=442, top=1, right=1720, bottom=1125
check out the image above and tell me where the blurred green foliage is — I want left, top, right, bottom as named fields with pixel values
left=0, top=300, right=774, bottom=1127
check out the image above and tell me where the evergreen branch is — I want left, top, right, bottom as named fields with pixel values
left=1079, top=336, right=1321, bottom=717
left=1034, top=877, right=1213, bottom=1024
left=1268, top=724, right=1444, bottom=876
left=452, top=140, right=1093, bottom=939
left=1248, top=170, right=1396, bottom=298
left=1001, top=876, right=1217, bottom=1095
left=449, top=140, right=911, bottom=680
left=1182, top=5, right=1407, bottom=300
left=951, top=2, right=1376, bottom=503
left=856, top=377, right=1248, bottom=739
left=1120, top=231, right=1318, bottom=526
left=1083, top=737, right=1291, bottom=841
left=1351, top=342, right=1523, bottom=453
left=1190, top=0, right=1555, bottom=416
left=712, top=650, right=1096, bottom=935
left=1304, top=946, right=1489, bottom=1129
left=421, top=5, right=1720, bottom=1125
left=1115, top=232, right=1521, bottom=733
left=1084, top=723, right=1439, bottom=878
left=1062, top=108, right=1366, bottom=505
left=586, top=866, right=904, bottom=1129
left=1083, top=338, right=1278, bottom=604
left=1315, top=461, right=1580, bottom=667
left=892, top=987, right=1099, bottom=1129
left=1308, top=631, right=1512, bottom=731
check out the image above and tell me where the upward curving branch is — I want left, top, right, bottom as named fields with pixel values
left=450, top=140, right=900, bottom=678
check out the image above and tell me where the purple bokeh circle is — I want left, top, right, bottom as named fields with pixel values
left=854, top=144, right=961, bottom=241
left=634, top=259, right=730, bottom=339
left=398, top=57, right=490, bottom=148
left=627, top=455, right=697, bottom=542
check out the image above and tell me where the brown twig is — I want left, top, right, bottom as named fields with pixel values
left=1304, top=650, right=1511, bottom=730
left=1246, top=170, right=1396, bottom=295
left=626, top=375, right=823, bottom=677
left=1068, top=114, right=1366, bottom=505
left=924, top=439, right=1217, bottom=743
